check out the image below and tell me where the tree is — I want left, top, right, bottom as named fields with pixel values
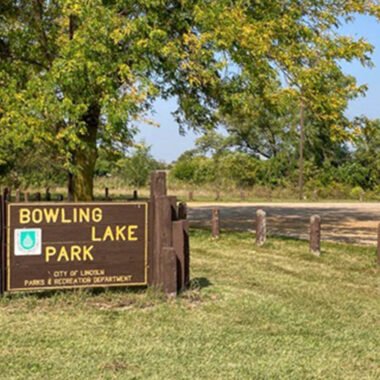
left=1, top=1, right=378, bottom=199
left=170, top=151, right=215, bottom=187
left=113, top=143, right=163, bottom=188
left=352, top=117, right=380, bottom=189
left=94, top=146, right=124, bottom=177
left=219, top=79, right=297, bottom=159
left=215, top=3, right=377, bottom=198
left=219, top=46, right=374, bottom=197
left=0, top=139, right=66, bottom=189
left=0, top=0, right=225, bottom=199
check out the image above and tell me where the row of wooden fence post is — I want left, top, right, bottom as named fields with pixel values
left=210, top=207, right=380, bottom=262
left=4, top=188, right=140, bottom=202
left=5, top=188, right=59, bottom=202
left=104, top=188, right=139, bottom=201
left=188, top=191, right=247, bottom=202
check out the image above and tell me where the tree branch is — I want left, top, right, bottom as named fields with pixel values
left=33, top=0, right=52, bottom=65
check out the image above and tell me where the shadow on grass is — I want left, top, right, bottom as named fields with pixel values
left=189, top=277, right=213, bottom=289
left=4, top=285, right=148, bottom=300
left=190, top=226, right=306, bottom=244
left=5, top=278, right=214, bottom=300
left=268, top=234, right=306, bottom=244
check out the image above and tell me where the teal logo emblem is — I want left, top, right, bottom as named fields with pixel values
left=20, top=231, right=36, bottom=250
left=15, top=229, right=42, bottom=256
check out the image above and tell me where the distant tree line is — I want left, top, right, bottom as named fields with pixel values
left=170, top=117, right=380, bottom=199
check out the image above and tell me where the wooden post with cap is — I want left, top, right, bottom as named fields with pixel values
left=211, top=208, right=220, bottom=239
left=256, top=209, right=266, bottom=246
left=310, top=215, right=321, bottom=256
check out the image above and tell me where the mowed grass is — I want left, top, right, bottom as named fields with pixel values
left=0, top=230, right=379, bottom=379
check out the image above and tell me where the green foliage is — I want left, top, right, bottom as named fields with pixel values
left=172, top=150, right=291, bottom=190
left=1, top=1, right=379, bottom=199
left=94, top=147, right=124, bottom=177
left=350, top=186, right=365, bottom=200
left=353, top=117, right=380, bottom=188
left=335, top=162, right=372, bottom=188
left=95, top=142, right=164, bottom=188
left=170, top=126, right=380, bottom=198
left=170, top=152, right=216, bottom=186
left=0, top=141, right=66, bottom=188
left=112, top=143, right=163, bottom=188
left=218, top=152, right=261, bottom=188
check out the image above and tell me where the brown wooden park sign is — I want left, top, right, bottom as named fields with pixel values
left=0, top=172, right=189, bottom=296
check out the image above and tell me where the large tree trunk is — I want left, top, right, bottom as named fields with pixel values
left=68, top=103, right=100, bottom=201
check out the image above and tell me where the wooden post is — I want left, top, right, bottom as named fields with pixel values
left=211, top=208, right=220, bottom=239
left=15, top=189, right=20, bottom=202
left=310, top=215, right=321, bottom=256
left=35, top=192, right=41, bottom=201
left=161, top=247, right=177, bottom=297
left=24, top=192, right=29, bottom=202
left=188, top=191, right=194, bottom=201
left=256, top=209, right=266, bottom=246
left=172, top=220, right=190, bottom=291
left=183, top=221, right=190, bottom=288
left=168, top=196, right=178, bottom=221
left=150, top=170, right=189, bottom=294
left=377, top=223, right=380, bottom=265
left=150, top=171, right=167, bottom=197
left=3, top=188, right=10, bottom=202
left=150, top=171, right=172, bottom=287
left=68, top=190, right=74, bottom=202
left=0, top=194, right=4, bottom=295
left=133, top=190, right=138, bottom=200
left=154, top=196, right=173, bottom=285
left=45, top=188, right=51, bottom=201
left=1, top=189, right=8, bottom=294
left=105, top=187, right=110, bottom=200
left=178, top=202, right=188, bottom=220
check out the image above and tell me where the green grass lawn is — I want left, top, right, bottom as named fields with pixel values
left=0, top=230, right=379, bottom=379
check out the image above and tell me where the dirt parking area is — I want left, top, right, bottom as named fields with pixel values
left=188, top=202, right=380, bottom=246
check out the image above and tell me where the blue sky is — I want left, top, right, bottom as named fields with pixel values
left=137, top=15, right=380, bottom=163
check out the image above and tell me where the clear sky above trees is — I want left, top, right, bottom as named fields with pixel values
left=138, top=15, right=380, bottom=162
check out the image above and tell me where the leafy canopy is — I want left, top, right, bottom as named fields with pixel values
left=0, top=0, right=379, bottom=194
